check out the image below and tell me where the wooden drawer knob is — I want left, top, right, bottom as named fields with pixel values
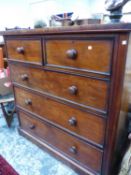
left=16, top=47, right=24, bottom=54
left=29, top=124, right=35, bottom=130
left=68, top=117, right=77, bottom=126
left=21, top=74, right=28, bottom=81
left=69, top=146, right=77, bottom=154
left=68, top=86, right=78, bottom=95
left=66, top=49, right=77, bottom=59
left=128, top=133, right=131, bottom=140
left=25, top=99, right=32, bottom=105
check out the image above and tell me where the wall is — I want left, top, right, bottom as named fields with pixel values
left=0, top=0, right=30, bottom=31
left=0, top=0, right=108, bottom=30
left=0, top=0, right=131, bottom=32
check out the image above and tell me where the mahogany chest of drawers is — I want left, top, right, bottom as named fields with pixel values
left=1, top=23, right=131, bottom=175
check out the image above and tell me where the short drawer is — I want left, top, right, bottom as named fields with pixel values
left=19, top=111, right=103, bottom=174
left=45, top=38, right=113, bottom=73
left=10, top=64, right=109, bottom=112
left=6, top=39, right=42, bottom=64
left=15, top=86, right=106, bottom=147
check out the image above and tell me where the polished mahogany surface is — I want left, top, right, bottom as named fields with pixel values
left=1, top=23, right=131, bottom=175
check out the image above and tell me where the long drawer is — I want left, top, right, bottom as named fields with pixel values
left=6, top=39, right=42, bottom=64
left=14, top=86, right=106, bottom=147
left=19, top=110, right=103, bottom=174
left=45, top=37, right=113, bottom=74
left=10, top=63, right=109, bottom=112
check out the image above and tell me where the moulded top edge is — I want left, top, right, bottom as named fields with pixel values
left=0, top=23, right=131, bottom=36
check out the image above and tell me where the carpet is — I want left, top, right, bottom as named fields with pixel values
left=0, top=155, right=19, bottom=175
left=0, top=109, right=78, bottom=175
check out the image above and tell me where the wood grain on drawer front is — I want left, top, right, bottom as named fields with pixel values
left=15, top=86, right=106, bottom=146
left=45, top=39, right=113, bottom=73
left=19, top=111, right=103, bottom=173
left=10, top=64, right=109, bottom=111
left=6, top=39, right=42, bottom=64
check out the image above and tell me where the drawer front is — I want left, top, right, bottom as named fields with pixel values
left=19, top=111, right=103, bottom=173
left=6, top=39, right=42, bottom=64
left=15, top=86, right=106, bottom=146
left=45, top=39, right=113, bottom=73
left=10, top=64, right=109, bottom=111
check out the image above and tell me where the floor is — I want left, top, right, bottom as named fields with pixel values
left=0, top=108, right=78, bottom=175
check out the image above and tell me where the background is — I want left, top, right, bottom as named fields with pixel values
left=0, top=0, right=131, bottom=41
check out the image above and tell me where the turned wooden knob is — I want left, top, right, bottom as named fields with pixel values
left=29, top=124, right=35, bottom=130
left=16, top=47, right=24, bottom=54
left=21, top=74, right=28, bottom=81
left=128, top=133, right=131, bottom=140
left=66, top=49, right=77, bottom=59
left=25, top=99, right=32, bottom=105
left=68, top=117, right=77, bottom=126
left=68, top=86, right=78, bottom=95
left=69, top=146, right=77, bottom=154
